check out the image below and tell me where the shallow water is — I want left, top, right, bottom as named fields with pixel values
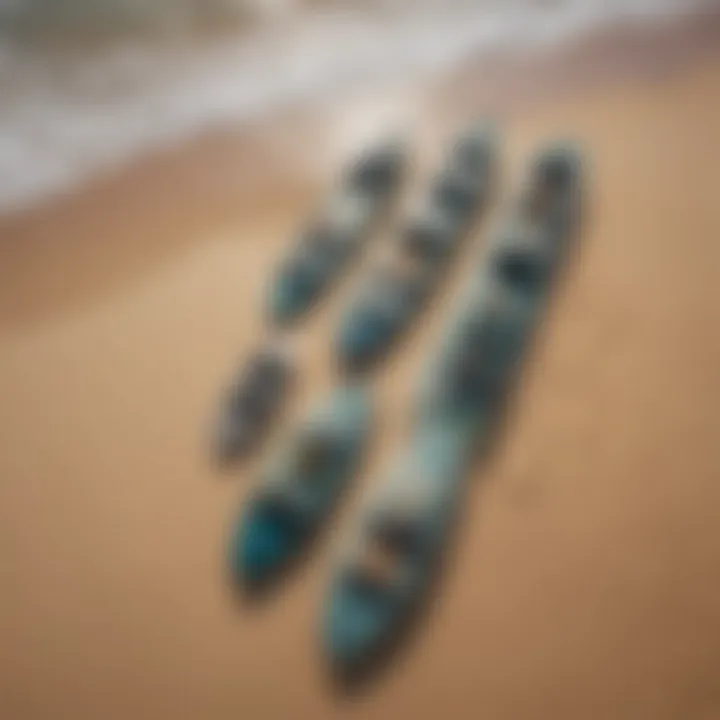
left=0, top=0, right=707, bottom=213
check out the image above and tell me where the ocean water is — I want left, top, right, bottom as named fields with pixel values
left=0, top=0, right=707, bottom=213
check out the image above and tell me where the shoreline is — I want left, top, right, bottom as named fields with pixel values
left=1, top=7, right=718, bottom=333
left=2, top=5, right=719, bottom=226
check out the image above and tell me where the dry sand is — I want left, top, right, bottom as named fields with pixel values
left=1, top=14, right=719, bottom=720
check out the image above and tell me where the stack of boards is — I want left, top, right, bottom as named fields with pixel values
left=211, top=124, right=585, bottom=674
left=325, top=145, right=583, bottom=669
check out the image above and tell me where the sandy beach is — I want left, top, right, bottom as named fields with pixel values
left=1, top=9, right=719, bottom=720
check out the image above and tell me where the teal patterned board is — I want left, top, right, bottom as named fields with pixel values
left=269, top=141, right=407, bottom=326
left=230, top=383, right=372, bottom=588
left=322, top=417, right=476, bottom=668
left=214, top=344, right=296, bottom=464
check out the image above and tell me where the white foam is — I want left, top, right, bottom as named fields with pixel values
left=0, top=0, right=707, bottom=214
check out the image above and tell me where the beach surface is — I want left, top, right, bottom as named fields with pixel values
left=1, top=13, right=719, bottom=720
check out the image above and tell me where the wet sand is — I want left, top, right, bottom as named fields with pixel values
left=1, top=14, right=720, bottom=720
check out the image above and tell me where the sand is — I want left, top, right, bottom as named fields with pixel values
left=1, top=14, right=719, bottom=720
